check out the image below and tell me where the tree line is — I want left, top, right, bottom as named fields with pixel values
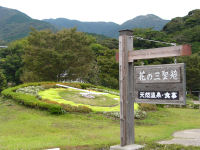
left=0, top=28, right=119, bottom=91
left=0, top=9, right=200, bottom=93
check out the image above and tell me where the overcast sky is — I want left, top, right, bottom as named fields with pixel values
left=0, top=0, right=199, bottom=24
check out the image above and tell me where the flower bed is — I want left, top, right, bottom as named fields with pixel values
left=1, top=82, right=139, bottom=115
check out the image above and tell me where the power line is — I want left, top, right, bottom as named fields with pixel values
left=130, top=36, right=176, bottom=46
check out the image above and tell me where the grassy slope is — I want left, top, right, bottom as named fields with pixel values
left=58, top=89, right=119, bottom=107
left=0, top=97, right=119, bottom=150
left=1, top=97, right=200, bottom=150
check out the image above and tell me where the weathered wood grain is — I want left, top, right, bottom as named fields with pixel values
left=116, top=45, right=191, bottom=62
left=119, top=30, right=134, bottom=146
left=128, top=45, right=191, bottom=62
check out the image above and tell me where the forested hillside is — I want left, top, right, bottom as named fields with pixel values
left=43, top=18, right=120, bottom=38
left=0, top=6, right=55, bottom=44
left=44, top=14, right=169, bottom=38
left=121, top=14, right=169, bottom=31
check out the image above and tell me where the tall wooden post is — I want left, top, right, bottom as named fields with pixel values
left=119, top=30, right=134, bottom=146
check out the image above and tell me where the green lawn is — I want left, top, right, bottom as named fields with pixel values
left=58, top=89, right=119, bottom=107
left=1, top=96, right=200, bottom=150
left=39, top=88, right=124, bottom=112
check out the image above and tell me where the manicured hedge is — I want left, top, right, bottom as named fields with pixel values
left=1, top=82, right=64, bottom=114
left=1, top=82, right=120, bottom=114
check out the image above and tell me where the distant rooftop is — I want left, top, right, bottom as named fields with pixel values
left=0, top=46, right=8, bottom=48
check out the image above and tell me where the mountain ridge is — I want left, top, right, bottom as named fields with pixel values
left=0, top=5, right=170, bottom=43
left=44, top=14, right=169, bottom=38
left=0, top=6, right=55, bottom=44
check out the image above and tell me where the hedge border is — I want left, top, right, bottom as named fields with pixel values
left=1, top=82, right=65, bottom=114
left=1, top=82, right=119, bottom=114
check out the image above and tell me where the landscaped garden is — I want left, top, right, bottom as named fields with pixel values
left=1, top=82, right=200, bottom=150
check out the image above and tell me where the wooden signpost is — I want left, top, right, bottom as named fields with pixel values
left=110, top=30, right=191, bottom=150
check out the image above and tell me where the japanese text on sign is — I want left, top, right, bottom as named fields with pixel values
left=135, top=65, right=181, bottom=83
left=138, top=91, right=179, bottom=100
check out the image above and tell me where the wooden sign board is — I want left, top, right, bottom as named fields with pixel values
left=133, top=63, right=186, bottom=105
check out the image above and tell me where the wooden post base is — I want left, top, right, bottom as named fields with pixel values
left=110, top=144, right=144, bottom=150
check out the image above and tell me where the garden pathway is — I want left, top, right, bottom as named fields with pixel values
left=158, top=129, right=200, bottom=146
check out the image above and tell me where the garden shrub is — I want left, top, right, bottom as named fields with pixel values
left=193, top=96, right=199, bottom=101
left=103, top=110, right=147, bottom=120
left=139, top=103, right=157, bottom=111
left=187, top=93, right=199, bottom=101
left=187, top=103, right=200, bottom=109
left=134, top=110, right=147, bottom=119
left=77, top=105, right=92, bottom=113
left=193, top=104, right=200, bottom=109
left=41, top=83, right=58, bottom=89
left=35, top=97, right=92, bottom=113
left=16, top=86, right=44, bottom=96
left=0, top=71, right=7, bottom=92
left=60, top=103, right=92, bottom=113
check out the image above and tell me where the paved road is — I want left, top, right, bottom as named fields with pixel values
left=158, top=129, right=200, bottom=146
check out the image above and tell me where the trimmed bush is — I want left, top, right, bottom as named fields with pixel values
left=134, top=110, right=147, bottom=119
left=0, top=71, right=7, bottom=92
left=41, top=83, right=58, bottom=89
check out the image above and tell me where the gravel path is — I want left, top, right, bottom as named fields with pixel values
left=158, top=129, right=200, bottom=146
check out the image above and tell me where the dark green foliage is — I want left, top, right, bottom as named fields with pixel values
left=133, top=28, right=174, bottom=50
left=98, top=38, right=118, bottom=49
left=163, top=9, right=200, bottom=34
left=0, top=70, right=7, bottom=91
left=0, top=39, right=27, bottom=84
left=90, top=43, right=119, bottom=89
left=178, top=54, right=200, bottom=91
left=22, top=28, right=95, bottom=82
left=163, top=9, right=200, bottom=55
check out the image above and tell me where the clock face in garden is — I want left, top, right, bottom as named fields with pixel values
left=134, top=63, right=186, bottom=105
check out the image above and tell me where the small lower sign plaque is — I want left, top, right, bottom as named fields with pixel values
left=138, top=91, right=179, bottom=100
left=134, top=63, right=186, bottom=105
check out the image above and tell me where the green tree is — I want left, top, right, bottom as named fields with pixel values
left=178, top=54, right=200, bottom=92
left=0, top=39, right=27, bottom=84
left=91, top=43, right=119, bottom=89
left=22, top=28, right=95, bottom=82
left=0, top=70, right=7, bottom=91
left=99, top=38, right=118, bottom=49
